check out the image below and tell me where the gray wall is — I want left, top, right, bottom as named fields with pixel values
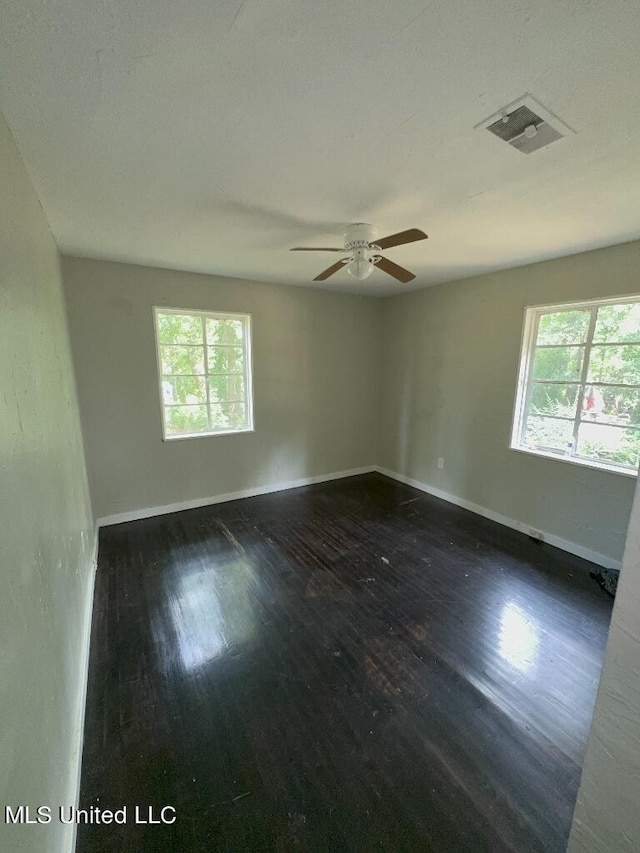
left=379, top=241, right=640, bottom=565
left=62, top=257, right=381, bottom=521
left=0, top=113, right=94, bottom=853
left=64, top=242, right=640, bottom=562
left=568, top=471, right=640, bottom=851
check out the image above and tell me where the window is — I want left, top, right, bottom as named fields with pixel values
left=154, top=307, right=253, bottom=440
left=511, top=296, right=640, bottom=475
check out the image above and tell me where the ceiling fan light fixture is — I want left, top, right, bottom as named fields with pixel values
left=347, top=253, right=374, bottom=280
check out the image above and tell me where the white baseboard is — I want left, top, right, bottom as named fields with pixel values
left=96, top=462, right=620, bottom=570
left=97, top=466, right=377, bottom=527
left=68, top=527, right=99, bottom=853
left=374, top=466, right=621, bottom=571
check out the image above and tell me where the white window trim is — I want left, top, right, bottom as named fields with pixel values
left=153, top=306, right=254, bottom=441
left=510, top=294, right=640, bottom=478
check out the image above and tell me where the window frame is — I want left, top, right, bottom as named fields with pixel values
left=153, top=306, right=254, bottom=441
left=511, top=294, right=640, bottom=477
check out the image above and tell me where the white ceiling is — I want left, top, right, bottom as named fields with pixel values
left=1, top=0, right=640, bottom=296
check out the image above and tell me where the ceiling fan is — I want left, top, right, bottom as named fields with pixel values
left=290, top=223, right=428, bottom=282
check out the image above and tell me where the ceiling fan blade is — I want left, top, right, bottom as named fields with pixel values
left=374, top=256, right=416, bottom=283
left=313, top=259, right=349, bottom=281
left=373, top=228, right=428, bottom=251
left=290, top=247, right=344, bottom=252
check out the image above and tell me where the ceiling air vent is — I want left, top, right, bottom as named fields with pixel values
left=476, top=94, right=575, bottom=154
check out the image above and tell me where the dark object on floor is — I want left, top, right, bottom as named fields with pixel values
left=78, top=473, right=612, bottom=853
left=590, top=567, right=620, bottom=597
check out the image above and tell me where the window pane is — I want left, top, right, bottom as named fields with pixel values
left=524, top=416, right=574, bottom=452
left=165, top=405, right=209, bottom=436
left=210, top=402, right=248, bottom=431
left=208, top=375, right=245, bottom=404
left=206, top=318, right=244, bottom=346
left=161, top=376, right=206, bottom=405
left=156, top=309, right=252, bottom=440
left=537, top=310, right=590, bottom=345
left=532, top=346, right=584, bottom=381
left=577, top=422, right=640, bottom=470
left=530, top=383, right=579, bottom=419
left=161, top=345, right=205, bottom=375
left=587, top=344, right=640, bottom=385
left=582, top=386, right=640, bottom=427
left=594, top=303, right=640, bottom=344
left=157, top=313, right=203, bottom=345
left=207, top=346, right=244, bottom=374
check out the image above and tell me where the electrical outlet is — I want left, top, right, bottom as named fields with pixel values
left=438, top=457, right=445, bottom=469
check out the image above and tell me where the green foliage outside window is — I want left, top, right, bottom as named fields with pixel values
left=156, top=311, right=250, bottom=437
left=521, top=302, right=640, bottom=470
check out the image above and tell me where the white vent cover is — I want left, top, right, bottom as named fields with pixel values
left=475, top=94, right=575, bottom=154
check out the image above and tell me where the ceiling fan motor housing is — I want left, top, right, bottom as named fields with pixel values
left=344, top=223, right=378, bottom=280
left=344, top=222, right=377, bottom=250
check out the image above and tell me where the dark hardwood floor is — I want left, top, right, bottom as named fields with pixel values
left=78, top=473, right=612, bottom=852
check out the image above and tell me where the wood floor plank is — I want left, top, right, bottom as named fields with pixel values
left=77, top=473, right=612, bottom=852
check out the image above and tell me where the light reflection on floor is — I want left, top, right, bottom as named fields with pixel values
left=161, top=557, right=258, bottom=673
left=171, top=572, right=228, bottom=670
left=498, top=601, right=539, bottom=673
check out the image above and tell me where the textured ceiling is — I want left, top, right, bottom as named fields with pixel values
left=1, top=0, right=640, bottom=295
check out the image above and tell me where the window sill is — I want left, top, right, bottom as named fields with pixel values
left=163, top=427, right=255, bottom=442
left=509, top=444, right=638, bottom=478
